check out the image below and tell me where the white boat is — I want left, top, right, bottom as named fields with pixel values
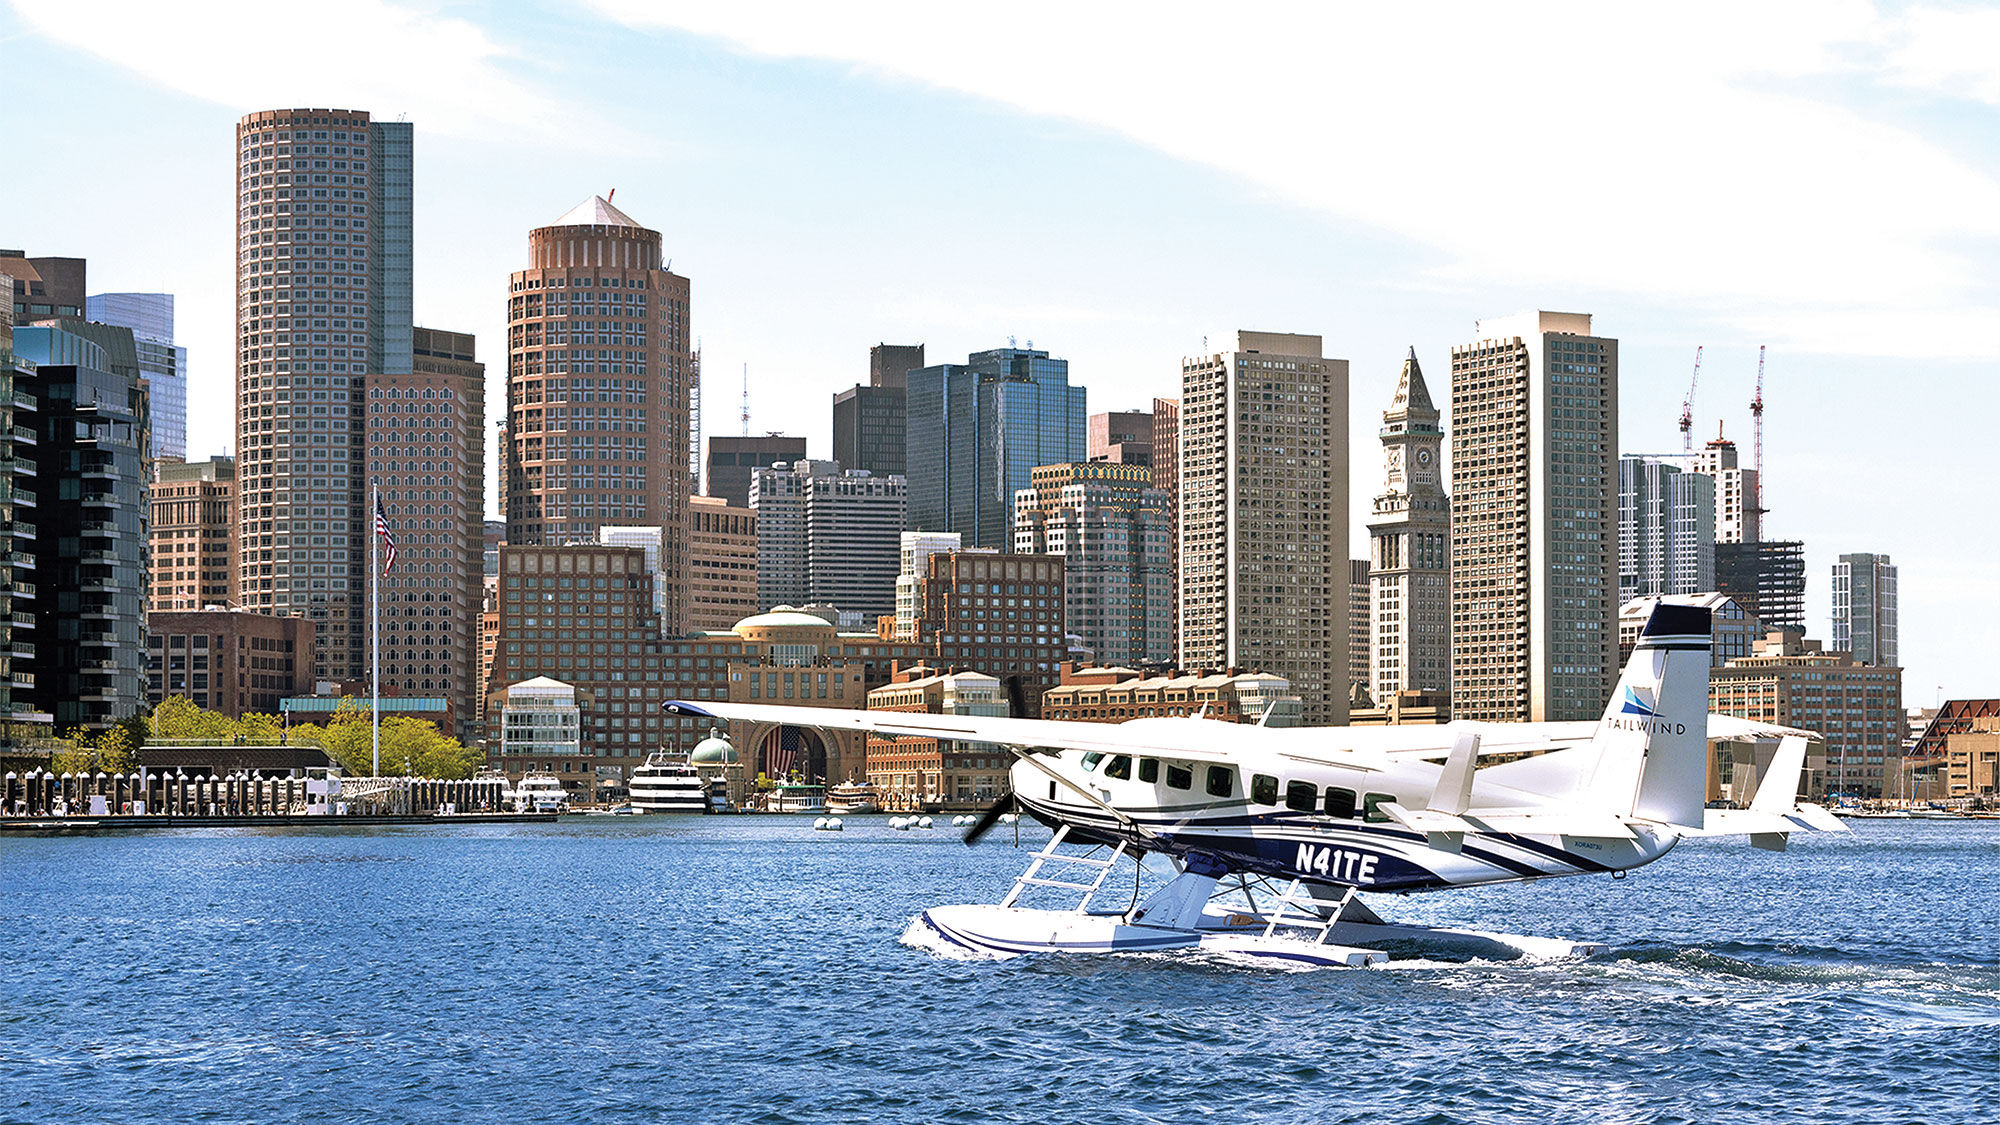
left=767, top=783, right=825, bottom=814
left=512, top=773, right=569, bottom=814
left=629, top=750, right=710, bottom=814
left=825, top=779, right=882, bottom=816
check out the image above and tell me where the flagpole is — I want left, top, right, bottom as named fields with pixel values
left=371, top=480, right=380, bottom=778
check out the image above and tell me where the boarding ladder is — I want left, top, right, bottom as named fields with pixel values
left=999, top=824, right=1130, bottom=911
left=1257, top=878, right=1358, bottom=946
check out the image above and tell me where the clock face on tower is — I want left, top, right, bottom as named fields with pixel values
left=1416, top=448, right=1433, bottom=467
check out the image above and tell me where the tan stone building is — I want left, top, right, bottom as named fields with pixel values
left=1178, top=332, right=1347, bottom=725
left=1709, top=632, right=1903, bottom=799
left=918, top=550, right=1066, bottom=717
left=146, top=609, right=315, bottom=717
left=503, top=196, right=693, bottom=633
left=149, top=456, right=236, bottom=612
left=690, top=495, right=757, bottom=630
left=1906, top=699, right=2000, bottom=801
left=1040, top=665, right=1300, bottom=726
left=865, top=666, right=1009, bottom=807
left=1449, top=311, right=1619, bottom=723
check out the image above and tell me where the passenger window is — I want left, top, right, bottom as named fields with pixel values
left=1105, top=755, right=1132, bottom=780
left=1205, top=766, right=1234, bottom=798
left=1324, top=787, right=1357, bottom=819
left=1081, top=751, right=1104, bottom=772
left=1166, top=764, right=1193, bottom=790
left=1251, top=774, right=1278, bottom=805
left=1363, top=793, right=1395, bottom=823
left=1285, top=781, right=1317, bottom=812
left=1137, top=757, right=1159, bottom=783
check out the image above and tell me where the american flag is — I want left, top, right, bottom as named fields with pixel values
left=764, top=728, right=794, bottom=780
left=374, top=498, right=398, bottom=575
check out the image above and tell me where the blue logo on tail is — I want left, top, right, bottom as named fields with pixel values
left=1619, top=687, right=1658, bottom=717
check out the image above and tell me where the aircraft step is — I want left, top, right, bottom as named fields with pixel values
left=1000, top=824, right=1129, bottom=911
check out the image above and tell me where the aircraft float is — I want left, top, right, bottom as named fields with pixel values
left=666, top=603, right=1844, bottom=966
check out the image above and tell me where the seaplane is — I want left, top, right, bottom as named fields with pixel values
left=664, top=603, right=1845, bottom=966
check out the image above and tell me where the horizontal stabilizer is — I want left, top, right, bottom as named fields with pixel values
left=1694, top=808, right=1797, bottom=836
left=1378, top=802, right=1472, bottom=852
left=1460, top=807, right=1638, bottom=841
left=1789, top=803, right=1849, bottom=833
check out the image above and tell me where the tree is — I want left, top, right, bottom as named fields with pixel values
left=286, top=700, right=480, bottom=778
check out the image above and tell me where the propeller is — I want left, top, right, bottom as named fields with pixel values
left=962, top=790, right=1016, bottom=846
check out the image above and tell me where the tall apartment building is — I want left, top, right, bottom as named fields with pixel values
left=751, top=460, right=906, bottom=621
left=832, top=343, right=921, bottom=481
left=906, top=346, right=1087, bottom=549
left=1366, top=348, right=1450, bottom=703
left=0, top=289, right=31, bottom=724
left=919, top=550, right=1066, bottom=717
left=1692, top=429, right=1761, bottom=544
left=503, top=195, right=694, bottom=636
left=12, top=323, right=150, bottom=725
left=1347, top=559, right=1372, bottom=703
left=1710, top=632, right=1903, bottom=798
left=366, top=326, right=485, bottom=733
left=689, top=496, right=758, bottom=630
left=1715, top=540, right=1807, bottom=633
left=1151, top=397, right=1179, bottom=661
left=1617, top=455, right=1715, bottom=604
left=150, top=457, right=237, bottom=612
left=233, top=107, right=413, bottom=684
left=87, top=292, right=187, bottom=462
left=1178, top=331, right=1347, bottom=725
left=1833, top=552, right=1898, bottom=667
left=705, top=434, right=805, bottom=510
left=1088, top=409, right=1153, bottom=466
left=1449, top=311, right=1619, bottom=723
left=1011, top=461, right=1171, bottom=669
left=894, top=531, right=963, bottom=641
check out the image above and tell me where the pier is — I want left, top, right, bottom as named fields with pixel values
left=0, top=766, right=528, bottom=832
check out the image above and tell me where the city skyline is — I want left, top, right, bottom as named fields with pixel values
left=5, top=2, right=1995, bottom=704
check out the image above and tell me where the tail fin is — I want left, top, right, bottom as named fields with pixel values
left=1584, top=601, right=1713, bottom=827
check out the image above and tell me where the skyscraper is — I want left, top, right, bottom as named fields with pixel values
left=504, top=195, right=693, bottom=632
left=1151, top=397, right=1180, bottom=662
left=1832, top=552, right=1898, bottom=667
left=1178, top=331, right=1347, bottom=725
left=1366, top=348, right=1451, bottom=702
left=751, top=460, right=907, bottom=621
left=1088, top=410, right=1154, bottom=466
left=705, top=433, right=806, bottom=510
left=234, top=107, right=413, bottom=683
left=1617, top=455, right=1715, bottom=604
left=150, top=456, right=236, bottom=612
left=905, top=346, right=1087, bottom=549
left=1692, top=428, right=1761, bottom=543
left=688, top=496, right=759, bottom=630
left=1012, top=461, right=1171, bottom=668
left=832, top=343, right=922, bottom=481
left=87, top=292, right=188, bottom=463
left=1449, top=312, right=1619, bottom=723
left=367, top=327, right=486, bottom=734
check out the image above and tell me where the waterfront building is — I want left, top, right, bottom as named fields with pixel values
left=1832, top=552, right=1898, bottom=668
left=87, top=292, right=187, bottom=462
left=500, top=676, right=584, bottom=762
left=864, top=666, right=1008, bottom=806
left=233, top=107, right=413, bottom=685
left=1709, top=632, right=1903, bottom=799
left=145, top=610, right=315, bottom=716
left=1088, top=409, right=1153, bottom=466
left=1151, top=397, right=1179, bottom=662
left=751, top=459, right=906, bottom=621
left=1618, top=593, right=1761, bottom=666
left=705, top=433, right=805, bottom=510
left=0, top=289, right=37, bottom=726
left=1348, top=689, right=1452, bottom=726
left=149, top=457, right=236, bottom=612
left=11, top=323, right=150, bottom=726
left=1692, top=429, right=1761, bottom=544
left=1714, top=540, right=1807, bottom=633
left=1011, top=461, right=1170, bottom=669
left=894, top=531, right=962, bottom=641
left=1366, top=348, right=1450, bottom=703
left=1178, top=331, right=1347, bottom=725
left=917, top=550, right=1066, bottom=717
left=1449, top=311, right=1619, bottom=723
left=1907, top=700, right=2000, bottom=801
left=1041, top=665, right=1301, bottom=726
left=1617, top=455, right=1715, bottom=604
left=905, top=346, right=1087, bottom=549
left=503, top=195, right=694, bottom=638
left=689, top=496, right=758, bottom=631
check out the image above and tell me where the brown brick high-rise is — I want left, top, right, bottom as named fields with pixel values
left=505, top=196, right=691, bottom=633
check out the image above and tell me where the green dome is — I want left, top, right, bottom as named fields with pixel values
left=690, top=727, right=738, bottom=765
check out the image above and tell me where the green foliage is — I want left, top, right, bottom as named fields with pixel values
left=145, top=695, right=481, bottom=779
left=50, top=720, right=140, bottom=775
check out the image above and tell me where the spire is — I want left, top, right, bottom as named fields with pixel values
left=550, top=195, right=643, bottom=229
left=1387, top=346, right=1437, bottom=421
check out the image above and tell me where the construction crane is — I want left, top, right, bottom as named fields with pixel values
left=1678, top=346, right=1704, bottom=457
left=1749, top=345, right=1767, bottom=516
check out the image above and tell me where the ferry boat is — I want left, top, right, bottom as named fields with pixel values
left=766, top=783, right=825, bottom=814
left=824, top=779, right=882, bottom=816
left=512, top=773, right=569, bottom=814
left=629, top=749, right=710, bottom=814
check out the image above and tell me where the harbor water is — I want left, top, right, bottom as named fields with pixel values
left=3, top=817, right=1995, bottom=1123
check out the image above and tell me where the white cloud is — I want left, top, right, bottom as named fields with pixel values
left=10, top=0, right=573, bottom=140
left=585, top=0, right=2000, bottom=359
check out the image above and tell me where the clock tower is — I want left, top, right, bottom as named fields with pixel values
left=1366, top=348, right=1451, bottom=702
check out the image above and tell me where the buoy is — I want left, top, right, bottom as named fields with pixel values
left=828, top=817, right=844, bottom=831
left=918, top=816, right=933, bottom=829
left=1000, top=812, right=1018, bottom=824
left=889, top=816, right=907, bottom=830
left=813, top=816, right=828, bottom=829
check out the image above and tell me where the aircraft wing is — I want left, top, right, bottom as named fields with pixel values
left=660, top=699, right=1247, bottom=763
left=1706, top=714, right=1819, bottom=742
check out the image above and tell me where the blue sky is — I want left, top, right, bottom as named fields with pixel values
left=3, top=0, right=1996, bottom=703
